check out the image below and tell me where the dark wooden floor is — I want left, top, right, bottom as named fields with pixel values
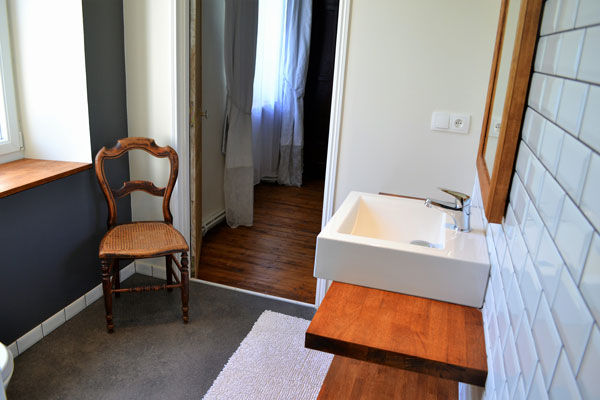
left=196, top=179, right=324, bottom=304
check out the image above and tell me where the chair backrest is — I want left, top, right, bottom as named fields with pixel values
left=95, top=137, right=179, bottom=228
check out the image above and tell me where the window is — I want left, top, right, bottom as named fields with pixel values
left=0, top=0, right=22, bottom=163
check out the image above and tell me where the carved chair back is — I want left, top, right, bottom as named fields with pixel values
left=95, top=137, right=179, bottom=228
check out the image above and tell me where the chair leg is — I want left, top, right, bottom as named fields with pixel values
left=165, top=254, right=173, bottom=292
left=181, top=252, right=189, bottom=323
left=101, top=259, right=114, bottom=333
left=112, top=259, right=120, bottom=298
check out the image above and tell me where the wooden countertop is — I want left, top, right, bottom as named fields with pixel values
left=306, top=282, right=488, bottom=386
left=0, top=158, right=92, bottom=198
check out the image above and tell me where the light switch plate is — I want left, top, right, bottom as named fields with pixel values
left=431, top=112, right=450, bottom=129
left=431, top=112, right=471, bottom=133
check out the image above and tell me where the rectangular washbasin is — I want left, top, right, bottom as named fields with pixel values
left=314, top=192, right=490, bottom=307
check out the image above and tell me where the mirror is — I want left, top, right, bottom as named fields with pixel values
left=483, top=0, right=522, bottom=172
left=476, top=0, right=543, bottom=223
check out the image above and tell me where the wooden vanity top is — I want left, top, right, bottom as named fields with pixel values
left=306, top=282, right=487, bottom=387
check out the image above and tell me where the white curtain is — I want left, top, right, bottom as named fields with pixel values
left=222, top=0, right=259, bottom=227
left=251, top=0, right=312, bottom=187
left=277, top=0, right=312, bottom=186
left=251, top=0, right=286, bottom=183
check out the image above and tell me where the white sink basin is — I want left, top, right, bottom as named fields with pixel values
left=314, top=192, right=490, bottom=307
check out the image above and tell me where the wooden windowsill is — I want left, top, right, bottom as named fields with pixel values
left=306, top=282, right=488, bottom=387
left=0, top=158, right=92, bottom=198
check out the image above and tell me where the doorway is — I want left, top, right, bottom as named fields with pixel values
left=192, top=0, right=339, bottom=304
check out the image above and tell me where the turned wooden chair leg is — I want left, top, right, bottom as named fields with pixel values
left=181, top=252, right=189, bottom=323
left=165, top=254, right=173, bottom=292
left=101, top=259, right=114, bottom=333
left=112, top=259, right=121, bottom=298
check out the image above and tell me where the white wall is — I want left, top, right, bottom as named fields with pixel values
left=333, top=0, right=500, bottom=210
left=123, top=0, right=173, bottom=222
left=8, top=0, right=92, bottom=163
left=201, top=0, right=226, bottom=224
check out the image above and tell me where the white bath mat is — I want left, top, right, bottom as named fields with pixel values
left=203, top=310, right=333, bottom=400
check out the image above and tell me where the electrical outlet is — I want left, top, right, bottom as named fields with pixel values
left=449, top=114, right=470, bottom=133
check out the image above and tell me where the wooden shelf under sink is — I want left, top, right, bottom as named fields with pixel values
left=306, top=281, right=487, bottom=396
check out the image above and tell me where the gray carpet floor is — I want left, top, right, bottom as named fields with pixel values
left=7, top=274, right=316, bottom=400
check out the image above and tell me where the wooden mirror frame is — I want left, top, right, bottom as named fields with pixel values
left=476, top=0, right=543, bottom=223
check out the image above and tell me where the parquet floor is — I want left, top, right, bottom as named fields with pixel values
left=196, top=179, right=324, bottom=304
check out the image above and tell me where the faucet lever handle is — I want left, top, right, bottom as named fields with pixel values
left=438, top=188, right=470, bottom=205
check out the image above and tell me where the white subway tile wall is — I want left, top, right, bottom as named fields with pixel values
left=479, top=1, right=599, bottom=398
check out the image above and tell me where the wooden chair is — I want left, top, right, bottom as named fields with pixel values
left=95, top=137, right=189, bottom=333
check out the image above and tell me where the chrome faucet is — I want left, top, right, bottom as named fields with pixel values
left=425, top=188, right=472, bottom=232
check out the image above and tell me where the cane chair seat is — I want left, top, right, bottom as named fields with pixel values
left=99, top=222, right=189, bottom=259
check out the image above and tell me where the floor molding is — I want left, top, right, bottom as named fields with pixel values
left=9, top=262, right=135, bottom=359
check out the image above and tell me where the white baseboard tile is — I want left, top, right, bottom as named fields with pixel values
left=135, top=260, right=153, bottom=277
left=11, top=262, right=135, bottom=358
left=151, top=264, right=166, bottom=279
left=41, top=310, right=66, bottom=337
left=65, top=296, right=86, bottom=321
left=16, top=325, right=43, bottom=354
left=84, top=285, right=103, bottom=307
left=191, top=278, right=316, bottom=308
left=7, top=342, right=18, bottom=358
left=120, top=262, right=135, bottom=282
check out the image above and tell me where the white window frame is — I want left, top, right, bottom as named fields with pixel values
left=0, top=0, right=23, bottom=163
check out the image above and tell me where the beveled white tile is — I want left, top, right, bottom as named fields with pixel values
left=522, top=109, right=535, bottom=143
left=556, top=133, right=591, bottom=203
left=120, top=262, right=135, bottom=282
left=504, top=330, right=521, bottom=398
left=579, top=233, right=600, bottom=323
left=554, top=197, right=594, bottom=283
left=556, top=80, right=588, bottom=135
left=497, top=287, right=511, bottom=349
left=535, top=36, right=547, bottom=73
left=538, top=122, right=564, bottom=175
left=16, top=325, right=43, bottom=354
left=523, top=204, right=544, bottom=255
left=504, top=206, right=518, bottom=244
left=520, top=255, right=543, bottom=323
left=576, top=0, right=600, bottom=27
left=8, top=342, right=18, bottom=358
left=556, top=0, right=580, bottom=31
left=500, top=382, right=510, bottom=400
left=516, top=315, right=539, bottom=395
left=41, top=310, right=66, bottom=337
left=494, top=340, right=508, bottom=392
left=501, top=252, right=515, bottom=296
left=576, top=325, right=600, bottom=400
left=551, top=268, right=593, bottom=374
left=527, top=364, right=549, bottom=400
left=524, top=156, right=545, bottom=203
left=488, top=306, right=501, bottom=358
left=496, top=227, right=509, bottom=268
left=549, top=350, right=582, bottom=399
left=532, top=296, right=562, bottom=388
left=541, top=77, right=564, bottom=122
left=514, top=376, right=526, bottom=400
left=541, top=34, right=561, bottom=75
left=85, top=284, right=103, bottom=307
left=579, top=152, right=600, bottom=231
left=512, top=177, right=529, bottom=227
left=528, top=74, right=546, bottom=113
left=577, top=26, right=600, bottom=85
left=541, top=0, right=560, bottom=35
left=493, top=251, right=505, bottom=308
left=579, top=85, right=600, bottom=153
left=536, top=172, right=565, bottom=236
left=516, top=145, right=532, bottom=183
left=556, top=30, right=584, bottom=79
left=535, top=229, right=565, bottom=304
left=508, top=224, right=528, bottom=283
left=65, top=295, right=86, bottom=320
left=506, top=274, right=525, bottom=336
left=528, top=112, right=546, bottom=156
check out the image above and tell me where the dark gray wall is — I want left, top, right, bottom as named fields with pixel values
left=0, top=0, right=131, bottom=344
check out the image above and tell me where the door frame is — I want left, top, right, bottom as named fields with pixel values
left=177, top=0, right=352, bottom=308
left=315, top=0, right=351, bottom=307
left=172, top=0, right=191, bottom=249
